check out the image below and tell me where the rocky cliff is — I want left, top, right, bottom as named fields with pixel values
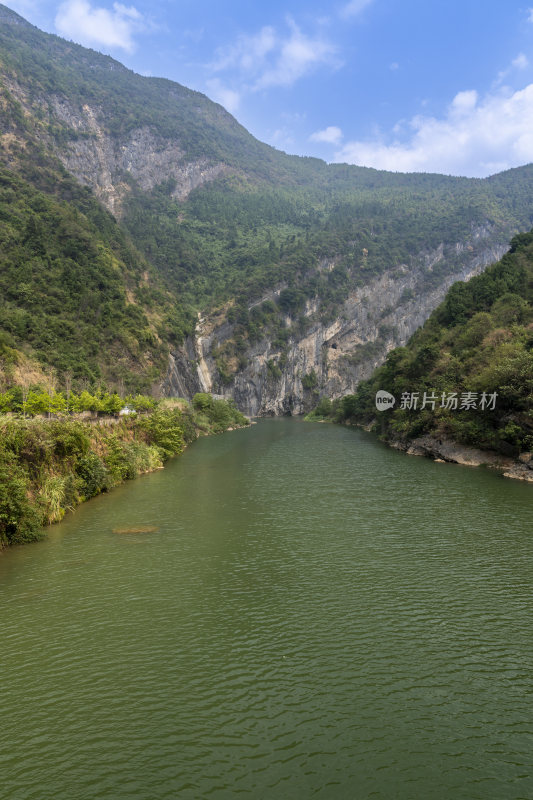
left=162, top=228, right=508, bottom=415
left=50, top=106, right=229, bottom=215
left=2, top=74, right=228, bottom=216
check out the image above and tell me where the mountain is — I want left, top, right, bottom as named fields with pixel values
left=331, top=230, right=533, bottom=461
left=2, top=3, right=533, bottom=410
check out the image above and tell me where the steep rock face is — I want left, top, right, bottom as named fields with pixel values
left=162, top=232, right=508, bottom=415
left=3, top=79, right=228, bottom=214
left=52, top=102, right=229, bottom=214
left=158, top=349, right=203, bottom=399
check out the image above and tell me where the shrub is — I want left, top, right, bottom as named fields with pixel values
left=315, top=397, right=332, bottom=417
left=138, top=409, right=185, bottom=459
left=146, top=445, right=164, bottom=470
left=40, top=475, right=72, bottom=524
left=2, top=420, right=54, bottom=475
left=0, top=448, right=42, bottom=545
left=49, top=421, right=90, bottom=458
left=206, top=399, right=233, bottom=432
left=121, top=441, right=162, bottom=475
left=302, top=369, right=318, bottom=390
left=104, top=436, right=137, bottom=483
left=192, top=393, right=212, bottom=411
left=176, top=408, right=198, bottom=444
left=267, top=359, right=282, bottom=379
left=76, top=452, right=108, bottom=498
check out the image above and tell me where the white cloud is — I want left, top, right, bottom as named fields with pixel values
left=310, top=125, right=343, bottom=144
left=451, top=89, right=478, bottom=113
left=205, top=20, right=339, bottom=117
left=205, top=78, right=241, bottom=114
left=512, top=53, right=529, bottom=70
left=495, top=52, right=530, bottom=85
left=212, top=26, right=277, bottom=73
left=390, top=62, right=399, bottom=71
left=209, top=20, right=339, bottom=93
left=340, top=0, right=375, bottom=19
left=528, top=8, right=533, bottom=23
left=258, top=22, right=338, bottom=89
left=335, top=84, right=533, bottom=177
left=55, top=0, right=144, bottom=53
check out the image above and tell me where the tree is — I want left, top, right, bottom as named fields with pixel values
left=64, top=369, right=73, bottom=413
left=46, top=368, right=56, bottom=419
left=19, top=373, right=32, bottom=419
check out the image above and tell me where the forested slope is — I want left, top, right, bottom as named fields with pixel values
left=0, top=59, right=189, bottom=390
left=331, top=231, right=533, bottom=456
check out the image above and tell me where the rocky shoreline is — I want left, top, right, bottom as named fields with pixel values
left=388, top=434, right=533, bottom=483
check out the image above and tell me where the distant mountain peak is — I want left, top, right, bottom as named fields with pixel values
left=0, top=3, right=32, bottom=27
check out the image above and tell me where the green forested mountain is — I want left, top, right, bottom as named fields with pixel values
left=332, top=231, right=533, bottom=455
left=2, top=3, right=533, bottom=402
left=0, top=17, right=191, bottom=390
left=0, top=149, right=191, bottom=390
left=0, top=161, right=190, bottom=388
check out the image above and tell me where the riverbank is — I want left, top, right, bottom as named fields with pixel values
left=304, top=407, right=533, bottom=483
left=305, top=395, right=533, bottom=483
left=0, top=394, right=249, bottom=548
left=388, top=433, right=533, bottom=482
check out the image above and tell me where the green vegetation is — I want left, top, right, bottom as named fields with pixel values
left=301, top=369, right=318, bottom=390
left=4, top=2, right=533, bottom=395
left=312, top=231, right=533, bottom=456
left=0, top=384, right=156, bottom=416
left=0, top=160, right=181, bottom=391
left=192, top=392, right=249, bottom=433
left=305, top=396, right=333, bottom=421
left=124, top=168, right=533, bottom=356
left=0, top=394, right=249, bottom=548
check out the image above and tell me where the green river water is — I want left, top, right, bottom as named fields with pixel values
left=1, top=418, right=532, bottom=799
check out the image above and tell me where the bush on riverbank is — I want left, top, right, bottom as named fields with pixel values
left=192, top=392, right=249, bottom=433
left=0, top=396, right=249, bottom=548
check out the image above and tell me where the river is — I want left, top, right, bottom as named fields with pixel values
left=1, top=418, right=532, bottom=799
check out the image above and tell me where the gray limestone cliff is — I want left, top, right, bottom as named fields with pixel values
left=2, top=77, right=228, bottom=215
left=161, top=227, right=508, bottom=415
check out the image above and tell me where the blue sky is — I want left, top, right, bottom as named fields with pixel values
left=5, top=0, right=533, bottom=176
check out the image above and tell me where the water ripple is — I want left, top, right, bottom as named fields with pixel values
left=1, top=419, right=532, bottom=800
